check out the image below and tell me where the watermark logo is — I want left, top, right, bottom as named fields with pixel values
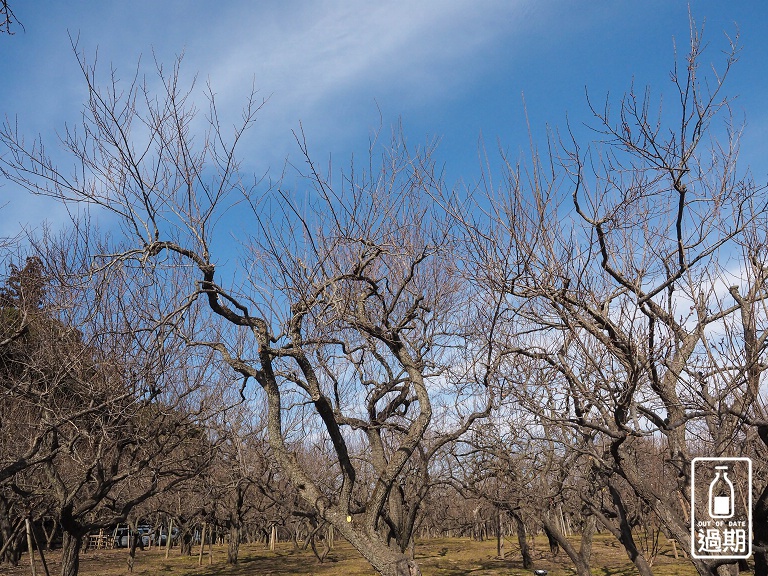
left=691, top=457, right=752, bottom=559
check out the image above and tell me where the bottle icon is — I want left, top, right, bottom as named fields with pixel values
left=709, top=465, right=734, bottom=518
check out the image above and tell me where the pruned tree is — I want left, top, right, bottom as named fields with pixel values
left=203, top=405, right=286, bottom=565
left=0, top=225, right=222, bottom=576
left=450, top=21, right=768, bottom=576
left=0, top=46, right=497, bottom=576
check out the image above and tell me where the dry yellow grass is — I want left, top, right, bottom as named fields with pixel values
left=0, top=534, right=711, bottom=576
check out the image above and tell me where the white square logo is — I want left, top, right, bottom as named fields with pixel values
left=691, top=457, right=752, bottom=559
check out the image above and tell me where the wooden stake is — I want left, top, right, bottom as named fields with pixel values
left=198, top=523, right=206, bottom=566
left=165, top=519, right=173, bottom=559
left=208, top=529, right=213, bottom=565
left=559, top=505, right=567, bottom=537
left=496, top=508, right=504, bottom=559
left=25, top=518, right=37, bottom=576
left=30, top=522, right=50, bottom=576
left=0, top=518, right=24, bottom=559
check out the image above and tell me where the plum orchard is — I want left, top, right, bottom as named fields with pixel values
left=2, top=25, right=767, bottom=576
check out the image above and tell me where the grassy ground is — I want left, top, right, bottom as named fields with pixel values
left=0, top=534, right=711, bottom=576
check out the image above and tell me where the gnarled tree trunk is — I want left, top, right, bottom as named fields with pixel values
left=60, top=531, right=82, bottom=576
left=512, top=512, right=532, bottom=569
left=542, top=512, right=592, bottom=576
left=227, top=523, right=240, bottom=564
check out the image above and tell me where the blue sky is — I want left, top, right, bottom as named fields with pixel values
left=1, top=1, right=767, bottom=238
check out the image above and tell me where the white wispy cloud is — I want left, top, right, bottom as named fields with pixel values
left=192, top=0, right=535, bottom=158
left=1, top=0, right=539, bottom=236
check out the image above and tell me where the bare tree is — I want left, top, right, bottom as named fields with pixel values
left=0, top=225, right=222, bottom=576
left=0, top=46, right=499, bottom=575
left=451, top=22, right=767, bottom=576
left=202, top=405, right=286, bottom=565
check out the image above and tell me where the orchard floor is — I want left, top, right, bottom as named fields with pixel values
left=0, top=534, right=716, bottom=576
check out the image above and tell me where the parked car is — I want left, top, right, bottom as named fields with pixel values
left=112, top=525, right=151, bottom=548
left=137, top=525, right=151, bottom=547
left=113, top=526, right=130, bottom=548
left=155, top=526, right=179, bottom=546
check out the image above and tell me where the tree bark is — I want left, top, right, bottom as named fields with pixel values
left=128, top=520, right=142, bottom=573
left=579, top=515, right=595, bottom=566
left=60, top=532, right=82, bottom=576
left=753, top=431, right=768, bottom=576
left=334, top=523, right=421, bottom=576
left=542, top=513, right=591, bottom=576
left=586, top=484, right=655, bottom=576
left=227, top=524, right=240, bottom=564
left=180, top=531, right=193, bottom=556
left=512, top=512, right=532, bottom=569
